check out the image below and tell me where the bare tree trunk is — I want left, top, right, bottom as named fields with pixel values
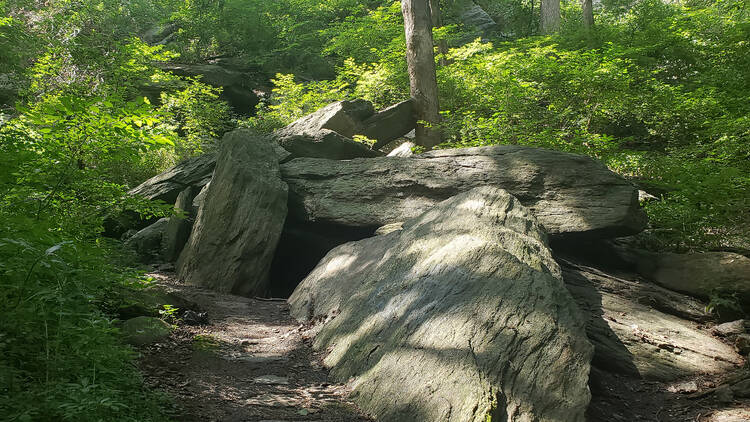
left=402, top=0, right=441, bottom=149
left=429, top=0, right=449, bottom=66
left=582, top=0, right=594, bottom=30
left=540, top=0, right=561, bottom=34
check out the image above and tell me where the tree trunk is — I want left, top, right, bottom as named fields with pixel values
left=402, top=0, right=441, bottom=149
left=540, top=0, right=561, bottom=34
left=582, top=0, right=594, bottom=30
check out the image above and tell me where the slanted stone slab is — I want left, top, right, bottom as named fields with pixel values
left=276, top=99, right=375, bottom=139
left=125, top=217, right=169, bottom=262
left=281, top=145, right=647, bottom=238
left=177, top=129, right=288, bottom=296
left=129, top=154, right=215, bottom=204
left=359, top=99, right=416, bottom=149
left=129, top=137, right=289, bottom=205
left=561, top=260, right=743, bottom=381
left=276, top=129, right=381, bottom=160
left=161, top=186, right=196, bottom=262
left=289, top=187, right=593, bottom=422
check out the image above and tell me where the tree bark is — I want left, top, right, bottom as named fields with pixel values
left=402, top=0, right=441, bottom=149
left=540, top=0, right=561, bottom=34
left=582, top=0, right=594, bottom=30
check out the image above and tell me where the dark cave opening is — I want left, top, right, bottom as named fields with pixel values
left=268, top=220, right=376, bottom=298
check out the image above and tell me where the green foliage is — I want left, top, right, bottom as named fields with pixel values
left=169, top=0, right=389, bottom=76
left=158, top=80, right=233, bottom=159
left=159, top=304, right=180, bottom=324
left=1, top=94, right=174, bottom=235
left=0, top=216, right=169, bottom=421
left=705, top=290, right=744, bottom=318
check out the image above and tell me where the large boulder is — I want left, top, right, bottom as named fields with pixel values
left=289, top=187, right=593, bottom=422
left=177, top=130, right=288, bottom=296
left=281, top=145, right=647, bottom=238
left=275, top=129, right=381, bottom=160
left=602, top=244, right=750, bottom=311
left=639, top=252, right=750, bottom=307
left=457, top=0, right=498, bottom=40
left=129, top=153, right=216, bottom=204
left=128, top=136, right=289, bottom=206
left=274, top=99, right=381, bottom=160
left=160, top=186, right=196, bottom=262
left=360, top=99, right=417, bottom=149
left=277, top=99, right=375, bottom=139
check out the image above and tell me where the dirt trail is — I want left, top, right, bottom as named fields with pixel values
left=137, top=272, right=372, bottom=422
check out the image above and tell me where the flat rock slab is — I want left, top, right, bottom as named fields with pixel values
left=130, top=154, right=215, bottom=204
left=561, top=260, right=743, bottom=381
left=289, top=187, right=593, bottom=422
left=647, top=252, right=750, bottom=306
left=281, top=144, right=647, bottom=238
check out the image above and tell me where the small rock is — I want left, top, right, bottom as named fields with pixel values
left=181, top=310, right=208, bottom=326
left=638, top=190, right=659, bottom=203
left=713, top=320, right=748, bottom=337
left=122, top=316, right=172, bottom=345
left=386, top=141, right=415, bottom=157
left=667, top=380, right=698, bottom=394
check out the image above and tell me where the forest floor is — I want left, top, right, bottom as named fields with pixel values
left=137, top=271, right=749, bottom=422
left=136, top=272, right=372, bottom=422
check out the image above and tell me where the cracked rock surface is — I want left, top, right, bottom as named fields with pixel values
left=289, top=186, right=594, bottom=422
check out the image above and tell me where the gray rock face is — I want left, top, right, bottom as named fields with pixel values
left=161, top=186, right=196, bottom=262
left=646, top=252, right=750, bottom=306
left=191, top=183, right=210, bottom=216
left=275, top=129, right=381, bottom=160
left=274, top=100, right=382, bottom=160
left=561, top=260, right=743, bottom=381
left=277, top=99, right=375, bottom=139
left=129, top=154, right=215, bottom=204
left=608, top=246, right=750, bottom=310
left=129, top=134, right=290, bottom=206
left=281, top=145, right=647, bottom=238
left=177, top=129, right=288, bottom=296
left=125, top=218, right=169, bottom=261
left=457, top=0, right=498, bottom=38
left=289, top=187, right=593, bottom=422
left=360, top=99, right=417, bottom=149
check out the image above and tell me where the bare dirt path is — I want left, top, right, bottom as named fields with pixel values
left=137, top=272, right=372, bottom=422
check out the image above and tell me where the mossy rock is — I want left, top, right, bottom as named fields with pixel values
left=122, top=316, right=173, bottom=346
left=117, top=286, right=199, bottom=319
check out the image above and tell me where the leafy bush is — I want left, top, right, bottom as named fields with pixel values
left=158, top=80, right=233, bottom=159
left=0, top=215, right=169, bottom=421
